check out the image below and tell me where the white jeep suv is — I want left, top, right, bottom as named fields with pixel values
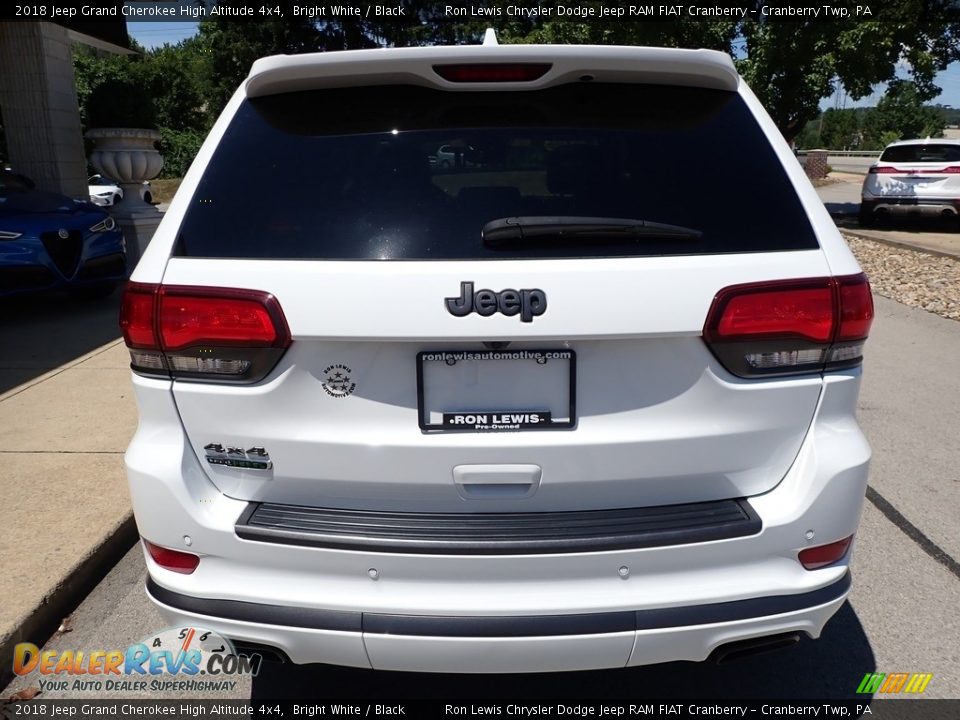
left=121, top=39, right=874, bottom=673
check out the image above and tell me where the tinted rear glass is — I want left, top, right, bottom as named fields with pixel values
left=880, top=144, right=960, bottom=163
left=175, top=83, right=818, bottom=260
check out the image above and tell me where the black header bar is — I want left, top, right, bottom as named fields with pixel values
left=3, top=1, right=960, bottom=24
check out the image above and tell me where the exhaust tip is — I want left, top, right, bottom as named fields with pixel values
left=709, top=632, right=801, bottom=665
left=231, top=640, right=290, bottom=664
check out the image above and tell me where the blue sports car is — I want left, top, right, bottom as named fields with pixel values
left=1, top=170, right=128, bottom=299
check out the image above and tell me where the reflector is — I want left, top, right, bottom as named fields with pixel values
left=799, top=535, right=853, bottom=570
left=143, top=539, right=199, bottom=574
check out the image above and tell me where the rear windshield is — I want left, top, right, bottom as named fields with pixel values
left=175, top=83, right=818, bottom=260
left=880, top=144, right=960, bottom=163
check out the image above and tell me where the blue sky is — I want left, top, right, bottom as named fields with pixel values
left=127, top=22, right=199, bottom=49
left=128, top=22, right=960, bottom=109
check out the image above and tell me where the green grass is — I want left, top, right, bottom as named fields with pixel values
left=149, top=178, right=182, bottom=205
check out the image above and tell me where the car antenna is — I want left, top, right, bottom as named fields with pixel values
left=483, top=28, right=499, bottom=46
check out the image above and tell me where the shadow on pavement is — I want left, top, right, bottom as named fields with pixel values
left=250, top=602, right=874, bottom=700
left=0, top=290, right=123, bottom=395
left=825, top=202, right=861, bottom=218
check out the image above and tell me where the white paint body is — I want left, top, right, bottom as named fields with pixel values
left=861, top=138, right=960, bottom=217
left=126, top=42, right=869, bottom=672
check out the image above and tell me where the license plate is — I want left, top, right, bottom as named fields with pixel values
left=417, top=349, right=576, bottom=432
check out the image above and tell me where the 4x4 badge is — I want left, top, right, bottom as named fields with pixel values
left=204, top=444, right=272, bottom=470
left=445, top=281, right=547, bottom=323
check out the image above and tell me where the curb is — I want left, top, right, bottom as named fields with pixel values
left=840, top=228, right=960, bottom=261
left=0, top=514, right=138, bottom=690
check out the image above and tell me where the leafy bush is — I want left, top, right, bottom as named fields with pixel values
left=85, top=78, right=157, bottom=129
left=157, top=128, right=204, bottom=179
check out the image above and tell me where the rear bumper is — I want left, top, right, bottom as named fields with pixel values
left=235, top=497, right=761, bottom=555
left=147, top=573, right=850, bottom=673
left=861, top=195, right=960, bottom=216
left=128, top=368, right=869, bottom=672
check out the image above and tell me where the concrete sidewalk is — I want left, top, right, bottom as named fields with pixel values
left=0, top=305, right=138, bottom=685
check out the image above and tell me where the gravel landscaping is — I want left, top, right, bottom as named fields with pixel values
left=844, top=235, right=960, bottom=321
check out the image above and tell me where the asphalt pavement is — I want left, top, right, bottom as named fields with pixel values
left=3, top=293, right=958, bottom=701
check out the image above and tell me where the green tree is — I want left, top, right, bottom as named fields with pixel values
left=195, top=20, right=327, bottom=123
left=502, top=2, right=960, bottom=144
left=141, top=40, right=209, bottom=133
left=794, top=118, right=822, bottom=150
left=73, top=41, right=147, bottom=128
left=736, top=5, right=960, bottom=142
left=819, top=108, right=861, bottom=150
left=861, top=79, right=946, bottom=148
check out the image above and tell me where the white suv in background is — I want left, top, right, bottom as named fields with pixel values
left=860, top=139, right=960, bottom=226
left=121, top=38, right=874, bottom=673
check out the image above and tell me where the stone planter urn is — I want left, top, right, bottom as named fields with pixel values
left=86, top=128, right=164, bottom=265
left=86, top=128, right=163, bottom=212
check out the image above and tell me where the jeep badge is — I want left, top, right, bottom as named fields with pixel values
left=445, top=281, right=547, bottom=323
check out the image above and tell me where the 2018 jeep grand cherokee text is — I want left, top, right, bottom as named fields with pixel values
left=121, top=39, right=874, bottom=673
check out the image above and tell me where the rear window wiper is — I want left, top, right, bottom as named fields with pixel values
left=481, top=216, right=703, bottom=247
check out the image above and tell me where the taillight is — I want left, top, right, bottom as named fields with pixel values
left=703, top=274, right=873, bottom=378
left=119, top=283, right=291, bottom=383
left=143, top=539, right=200, bottom=574
left=120, top=282, right=165, bottom=371
left=799, top=535, right=853, bottom=570
left=870, top=165, right=960, bottom=174
left=433, top=63, right=551, bottom=83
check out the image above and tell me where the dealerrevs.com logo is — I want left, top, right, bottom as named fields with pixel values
left=12, top=627, right=259, bottom=694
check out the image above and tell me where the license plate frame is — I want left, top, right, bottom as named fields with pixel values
left=416, top=349, right=576, bottom=433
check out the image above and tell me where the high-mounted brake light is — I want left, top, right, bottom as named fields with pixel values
left=119, top=283, right=291, bottom=383
left=433, top=63, right=551, bottom=83
left=799, top=535, right=853, bottom=570
left=143, top=539, right=199, bottom=574
left=703, top=274, right=873, bottom=378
